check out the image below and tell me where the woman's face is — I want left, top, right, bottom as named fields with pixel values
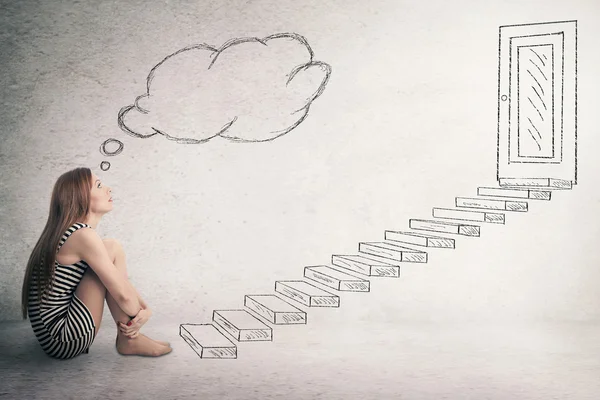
left=90, top=173, right=113, bottom=214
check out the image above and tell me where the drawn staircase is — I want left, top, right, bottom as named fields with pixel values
left=179, top=185, right=565, bottom=359
left=180, top=18, right=578, bottom=358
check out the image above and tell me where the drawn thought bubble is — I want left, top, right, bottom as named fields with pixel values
left=118, top=33, right=332, bottom=143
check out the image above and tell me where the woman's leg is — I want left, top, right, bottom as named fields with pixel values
left=74, top=239, right=171, bottom=356
left=102, top=239, right=170, bottom=347
left=73, top=266, right=106, bottom=339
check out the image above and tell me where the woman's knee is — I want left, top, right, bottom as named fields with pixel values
left=102, top=238, right=124, bottom=259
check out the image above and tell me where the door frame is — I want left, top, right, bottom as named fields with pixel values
left=496, top=20, right=577, bottom=188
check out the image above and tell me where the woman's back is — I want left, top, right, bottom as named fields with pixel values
left=28, top=222, right=96, bottom=359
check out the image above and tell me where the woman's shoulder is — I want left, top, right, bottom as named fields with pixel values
left=56, top=224, right=98, bottom=264
left=60, top=224, right=101, bottom=252
left=66, top=222, right=93, bottom=233
left=66, top=224, right=98, bottom=242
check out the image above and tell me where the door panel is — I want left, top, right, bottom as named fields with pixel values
left=512, top=35, right=561, bottom=162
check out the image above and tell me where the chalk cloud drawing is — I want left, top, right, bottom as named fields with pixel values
left=98, top=33, right=331, bottom=170
left=120, top=32, right=330, bottom=141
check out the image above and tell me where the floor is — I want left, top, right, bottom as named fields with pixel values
left=2, top=314, right=600, bottom=400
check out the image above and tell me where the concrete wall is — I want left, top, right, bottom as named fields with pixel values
left=1, top=0, right=599, bottom=328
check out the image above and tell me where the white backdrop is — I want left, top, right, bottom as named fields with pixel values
left=1, top=0, right=599, bottom=352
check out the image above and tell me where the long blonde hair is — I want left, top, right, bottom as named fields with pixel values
left=21, top=167, right=93, bottom=319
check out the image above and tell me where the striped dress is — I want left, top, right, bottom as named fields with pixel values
left=28, top=222, right=96, bottom=359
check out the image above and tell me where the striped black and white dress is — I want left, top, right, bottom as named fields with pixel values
left=28, top=222, right=96, bottom=359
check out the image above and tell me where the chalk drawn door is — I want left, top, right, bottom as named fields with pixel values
left=497, top=20, right=577, bottom=188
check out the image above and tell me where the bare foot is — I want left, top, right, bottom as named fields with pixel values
left=140, top=333, right=170, bottom=347
left=116, top=333, right=172, bottom=357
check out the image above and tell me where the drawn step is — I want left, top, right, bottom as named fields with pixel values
left=179, top=323, right=237, bottom=359
left=304, top=265, right=370, bottom=292
left=456, top=197, right=528, bottom=212
left=498, top=178, right=572, bottom=189
left=358, top=242, right=428, bottom=263
left=213, top=310, right=273, bottom=342
left=432, top=207, right=505, bottom=224
left=275, top=280, right=340, bottom=307
left=331, top=254, right=400, bottom=277
left=384, top=230, right=455, bottom=248
left=409, top=219, right=480, bottom=237
left=477, top=187, right=551, bottom=200
left=244, top=295, right=307, bottom=325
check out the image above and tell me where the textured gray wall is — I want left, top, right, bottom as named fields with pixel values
left=1, top=0, right=599, bottom=331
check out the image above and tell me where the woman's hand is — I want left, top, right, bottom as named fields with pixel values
left=118, top=308, right=152, bottom=338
